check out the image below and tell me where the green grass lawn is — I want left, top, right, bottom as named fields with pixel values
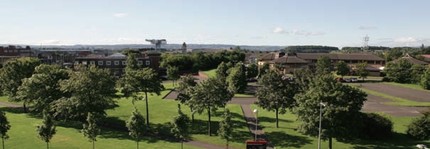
left=359, top=88, right=430, bottom=107
left=384, top=82, right=430, bottom=92
left=201, top=69, right=217, bottom=78
left=251, top=105, right=430, bottom=149
left=234, top=93, right=255, bottom=98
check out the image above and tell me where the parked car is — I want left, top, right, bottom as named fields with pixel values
left=351, top=78, right=358, bottom=82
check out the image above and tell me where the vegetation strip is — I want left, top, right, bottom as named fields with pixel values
left=360, top=88, right=430, bottom=107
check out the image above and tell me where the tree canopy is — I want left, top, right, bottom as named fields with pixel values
left=126, top=109, right=146, bottom=149
left=385, top=59, right=413, bottom=83
left=226, top=62, right=247, bottom=94
left=0, top=111, right=11, bottom=149
left=335, top=61, right=349, bottom=78
left=82, top=113, right=100, bottom=149
left=218, top=109, right=233, bottom=149
left=37, top=111, right=56, bottom=149
left=316, top=56, right=331, bottom=75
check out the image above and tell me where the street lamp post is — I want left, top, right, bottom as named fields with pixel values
left=318, top=102, right=326, bottom=149
left=253, top=109, right=258, bottom=141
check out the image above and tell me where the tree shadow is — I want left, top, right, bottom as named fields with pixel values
left=266, top=131, right=312, bottom=148
left=343, top=132, right=429, bottom=149
left=0, top=106, right=25, bottom=114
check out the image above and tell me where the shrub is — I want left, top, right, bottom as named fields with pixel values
left=407, top=112, right=430, bottom=140
left=420, top=68, right=430, bottom=90
left=359, top=113, right=393, bottom=139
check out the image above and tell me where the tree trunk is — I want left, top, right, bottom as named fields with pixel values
left=208, top=107, right=211, bottom=136
left=181, top=140, right=183, bottom=149
left=136, top=140, right=139, bottom=149
left=145, top=91, right=150, bottom=129
left=226, top=140, right=229, bottom=149
left=275, top=108, right=279, bottom=128
left=23, top=102, right=27, bottom=113
left=329, top=137, right=332, bottom=149
left=46, top=142, right=49, bottom=149
left=190, top=107, right=195, bottom=123
left=92, top=140, right=95, bottom=149
left=2, top=137, right=4, bottom=149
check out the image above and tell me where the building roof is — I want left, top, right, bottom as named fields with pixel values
left=296, top=53, right=384, bottom=61
left=258, top=53, right=276, bottom=61
left=394, top=54, right=428, bottom=65
left=272, top=55, right=308, bottom=64
left=107, top=53, right=126, bottom=58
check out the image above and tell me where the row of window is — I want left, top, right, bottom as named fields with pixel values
left=78, top=60, right=150, bottom=66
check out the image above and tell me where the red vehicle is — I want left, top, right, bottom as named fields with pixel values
left=246, top=139, right=268, bottom=149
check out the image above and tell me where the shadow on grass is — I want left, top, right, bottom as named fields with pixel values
left=343, top=132, right=429, bottom=149
left=0, top=106, right=25, bottom=114
left=266, top=131, right=312, bottom=148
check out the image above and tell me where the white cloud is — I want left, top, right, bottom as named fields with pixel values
left=113, top=13, right=128, bottom=18
left=42, top=39, right=61, bottom=45
left=272, top=27, right=325, bottom=36
left=394, top=37, right=417, bottom=43
left=358, top=26, right=378, bottom=30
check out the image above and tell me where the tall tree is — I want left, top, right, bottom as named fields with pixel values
left=316, top=56, right=331, bottom=75
left=421, top=68, right=430, bottom=90
left=175, top=75, right=197, bottom=122
left=256, top=70, right=298, bottom=128
left=167, top=66, right=180, bottom=87
left=218, top=109, right=233, bottom=149
left=294, top=75, right=367, bottom=149
left=356, top=62, right=369, bottom=81
left=139, top=68, right=164, bottom=128
left=126, top=52, right=139, bottom=71
left=82, top=113, right=100, bottom=149
left=37, top=111, right=56, bottom=149
left=126, top=109, right=146, bottom=149
left=0, top=57, right=40, bottom=112
left=335, top=61, right=349, bottom=78
left=411, top=64, right=426, bottom=83
left=0, top=111, right=11, bottom=149
left=226, top=62, right=247, bottom=93
left=246, top=63, right=258, bottom=80
left=16, top=64, right=68, bottom=113
left=385, top=59, right=413, bottom=83
left=190, top=77, right=233, bottom=136
left=216, top=62, right=229, bottom=79
left=170, top=105, right=190, bottom=149
left=54, top=65, right=116, bottom=121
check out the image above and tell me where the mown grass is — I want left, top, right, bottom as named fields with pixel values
left=234, top=93, right=255, bottom=98
left=201, top=69, right=217, bottom=78
left=359, top=88, right=430, bottom=107
left=250, top=105, right=430, bottom=149
left=383, top=82, right=430, bottom=92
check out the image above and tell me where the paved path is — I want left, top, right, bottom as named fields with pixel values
left=240, top=104, right=273, bottom=149
left=361, top=83, right=430, bottom=102
left=0, top=101, right=21, bottom=108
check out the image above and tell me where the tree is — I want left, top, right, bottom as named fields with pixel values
left=218, top=109, right=233, bottom=149
left=190, top=77, right=233, bottom=136
left=176, top=75, right=197, bottom=122
left=335, top=61, right=349, bottom=78
left=407, top=112, right=430, bottom=140
left=53, top=65, right=116, bottom=121
left=37, top=111, right=56, bottom=149
left=421, top=68, right=430, bottom=90
left=171, top=104, right=190, bottom=149
left=0, top=111, right=11, bottom=149
left=256, top=70, right=298, bottom=128
left=82, top=113, right=100, bottom=149
left=226, top=62, right=247, bottom=93
left=216, top=62, right=229, bottom=79
left=411, top=64, right=426, bottom=83
left=139, top=68, right=164, bottom=128
left=0, top=57, right=40, bottom=112
left=294, top=75, right=367, bottom=149
left=316, top=56, right=331, bottom=75
left=167, top=66, right=180, bottom=87
left=356, top=62, right=369, bottom=81
left=16, top=64, right=68, bottom=113
left=126, top=52, right=139, bottom=71
left=246, top=63, right=258, bottom=80
left=126, top=109, right=146, bottom=149
left=258, top=63, right=270, bottom=78
left=385, top=59, right=413, bottom=83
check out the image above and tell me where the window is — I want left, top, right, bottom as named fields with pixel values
left=82, top=61, right=87, bottom=65
left=106, top=61, right=111, bottom=65
left=146, top=60, right=150, bottom=66
left=138, top=61, right=143, bottom=65
left=122, top=61, right=126, bottom=65
left=90, top=61, right=95, bottom=65
left=114, top=61, right=120, bottom=66
left=98, top=61, right=103, bottom=65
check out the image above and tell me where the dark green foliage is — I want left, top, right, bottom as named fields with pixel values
left=316, top=56, right=331, bottom=75
left=216, top=62, right=229, bottom=79
left=356, top=62, right=369, bottom=81
left=246, top=63, right=258, bottom=79
left=359, top=113, right=393, bottom=139
left=171, top=105, right=190, bottom=149
left=218, top=109, right=233, bottom=149
left=53, top=65, right=116, bottom=121
left=126, top=53, right=139, bottom=71
left=256, top=70, right=298, bottom=128
left=0, top=57, right=40, bottom=111
left=335, top=61, right=349, bottom=78
left=226, top=62, right=247, bottom=93
left=0, top=111, right=11, bottom=149
left=126, top=109, right=146, bottom=149
left=82, top=113, right=100, bottom=149
left=37, top=111, right=56, bottom=149
left=411, top=64, right=426, bottom=83
left=407, top=112, right=430, bottom=140
left=294, top=75, right=367, bottom=148
left=284, top=46, right=339, bottom=53
left=258, top=63, right=270, bottom=78
left=421, top=68, right=430, bottom=90
left=16, top=64, right=68, bottom=113
left=167, top=66, right=180, bottom=87
left=175, top=75, right=197, bottom=122
left=385, top=59, right=413, bottom=83
left=190, top=77, right=233, bottom=136
left=293, top=68, right=314, bottom=91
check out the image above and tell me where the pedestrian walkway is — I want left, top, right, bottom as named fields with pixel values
left=240, top=104, right=273, bottom=149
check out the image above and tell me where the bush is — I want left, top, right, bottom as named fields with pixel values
left=407, top=112, right=430, bottom=140
left=359, top=113, right=393, bottom=139
left=420, top=68, right=430, bottom=90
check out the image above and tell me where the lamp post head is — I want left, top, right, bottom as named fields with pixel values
left=253, top=109, right=258, bottom=113
left=320, top=102, right=326, bottom=107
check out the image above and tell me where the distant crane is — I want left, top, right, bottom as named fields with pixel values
left=362, top=35, right=369, bottom=52
left=145, top=39, right=167, bottom=50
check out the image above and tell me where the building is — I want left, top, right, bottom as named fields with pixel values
left=393, top=54, right=428, bottom=65
left=74, top=52, right=161, bottom=76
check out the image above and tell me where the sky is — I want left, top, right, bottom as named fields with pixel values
left=0, top=0, right=429, bottom=47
